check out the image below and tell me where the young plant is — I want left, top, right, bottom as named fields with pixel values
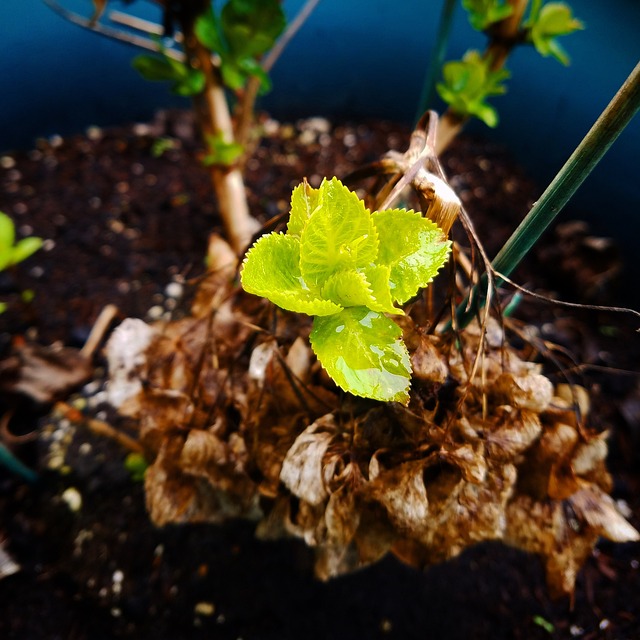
left=0, top=211, right=43, bottom=313
left=241, top=178, right=451, bottom=404
left=436, top=50, right=510, bottom=127
left=45, top=0, right=292, bottom=254
left=432, top=0, right=583, bottom=150
left=0, top=211, right=43, bottom=272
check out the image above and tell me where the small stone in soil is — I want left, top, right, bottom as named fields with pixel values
left=61, top=487, right=83, bottom=512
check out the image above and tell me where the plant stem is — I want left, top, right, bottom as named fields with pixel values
left=235, top=0, right=322, bottom=147
left=179, top=4, right=258, bottom=254
left=436, top=0, right=528, bottom=153
left=0, top=442, right=37, bottom=483
left=414, top=0, right=457, bottom=125
left=452, top=60, right=640, bottom=330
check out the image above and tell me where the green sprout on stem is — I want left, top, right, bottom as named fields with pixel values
left=430, top=0, right=584, bottom=146
left=195, top=0, right=286, bottom=93
left=203, top=132, right=244, bottom=167
left=0, top=209, right=43, bottom=314
left=437, top=50, right=510, bottom=127
left=132, top=46, right=206, bottom=96
left=241, top=178, right=451, bottom=404
left=0, top=211, right=43, bottom=273
left=462, top=0, right=513, bottom=31
left=524, top=1, right=584, bottom=65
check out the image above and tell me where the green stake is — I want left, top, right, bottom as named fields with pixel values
left=453, top=60, right=640, bottom=329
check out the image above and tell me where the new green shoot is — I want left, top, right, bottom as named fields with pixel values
left=241, top=178, right=451, bottom=404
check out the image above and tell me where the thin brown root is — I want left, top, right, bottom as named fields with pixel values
left=55, top=402, right=144, bottom=454
left=80, top=304, right=120, bottom=360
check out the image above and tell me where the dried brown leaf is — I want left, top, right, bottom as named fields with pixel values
left=0, top=342, right=92, bottom=405
left=280, top=415, right=336, bottom=506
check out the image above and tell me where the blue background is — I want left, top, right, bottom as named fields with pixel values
left=2, top=0, right=639, bottom=261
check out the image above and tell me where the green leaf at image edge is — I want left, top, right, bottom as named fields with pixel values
left=10, top=237, right=44, bottom=267
left=310, top=307, right=411, bottom=404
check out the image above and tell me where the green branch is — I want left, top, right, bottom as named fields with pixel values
left=453, top=60, right=640, bottom=329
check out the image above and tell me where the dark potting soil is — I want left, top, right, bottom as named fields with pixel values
left=0, top=112, right=638, bottom=639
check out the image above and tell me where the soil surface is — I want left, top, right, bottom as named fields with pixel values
left=0, top=112, right=639, bottom=639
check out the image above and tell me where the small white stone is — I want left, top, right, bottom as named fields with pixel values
left=343, top=132, right=357, bottom=148
left=61, top=487, right=82, bottom=512
left=49, top=134, right=63, bottom=148
left=78, top=442, right=92, bottom=456
left=165, top=281, right=184, bottom=299
left=86, top=126, right=103, bottom=140
left=0, top=156, right=15, bottom=169
left=133, top=123, right=151, bottom=136
left=147, top=305, right=164, bottom=320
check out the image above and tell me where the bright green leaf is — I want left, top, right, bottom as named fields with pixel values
left=363, top=264, right=403, bottom=314
left=0, top=212, right=16, bottom=251
left=10, top=237, right=44, bottom=266
left=299, top=178, right=378, bottom=288
left=310, top=307, right=411, bottom=404
left=288, top=180, right=320, bottom=236
left=437, top=50, right=510, bottom=127
left=372, top=209, right=451, bottom=304
left=241, top=232, right=342, bottom=316
left=462, top=0, right=513, bottom=31
left=527, top=3, right=584, bottom=65
left=321, top=269, right=400, bottom=314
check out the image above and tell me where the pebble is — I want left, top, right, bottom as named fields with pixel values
left=133, top=123, right=151, bottom=136
left=78, top=442, right=92, bottom=456
left=298, top=117, right=331, bottom=134
left=61, top=487, right=83, bottom=512
left=165, top=281, right=183, bottom=299
left=86, top=126, right=103, bottom=140
left=1, top=155, right=15, bottom=169
left=569, top=624, right=584, bottom=636
left=42, top=239, right=56, bottom=251
left=343, top=132, right=357, bottom=148
left=147, top=305, right=164, bottom=320
left=49, top=134, right=63, bottom=148
left=194, top=602, right=215, bottom=617
left=262, top=118, right=279, bottom=136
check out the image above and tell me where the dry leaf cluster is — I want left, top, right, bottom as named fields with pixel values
left=105, top=237, right=638, bottom=597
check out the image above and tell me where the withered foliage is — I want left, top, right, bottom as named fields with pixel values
left=105, top=236, right=638, bottom=598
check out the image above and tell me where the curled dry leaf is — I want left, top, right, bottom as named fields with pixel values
left=0, top=341, right=92, bottom=405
